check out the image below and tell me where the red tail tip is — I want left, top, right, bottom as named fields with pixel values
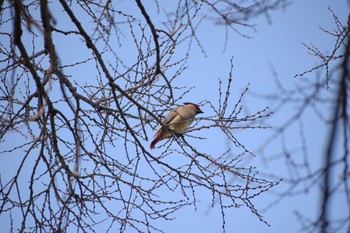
left=150, top=134, right=161, bottom=149
left=150, top=140, right=156, bottom=149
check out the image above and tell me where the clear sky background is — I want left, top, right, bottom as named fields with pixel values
left=1, top=0, right=349, bottom=233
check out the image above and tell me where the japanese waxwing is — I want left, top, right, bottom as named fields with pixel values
left=150, top=102, right=203, bottom=149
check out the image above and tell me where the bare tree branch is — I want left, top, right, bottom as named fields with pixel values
left=0, top=1, right=287, bottom=232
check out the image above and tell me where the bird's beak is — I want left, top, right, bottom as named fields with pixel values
left=198, top=109, right=203, bottom=114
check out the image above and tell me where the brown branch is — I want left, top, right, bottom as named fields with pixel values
left=58, top=0, right=164, bottom=126
left=135, top=0, right=161, bottom=75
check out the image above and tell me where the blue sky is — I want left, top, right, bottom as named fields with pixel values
left=0, top=0, right=349, bottom=232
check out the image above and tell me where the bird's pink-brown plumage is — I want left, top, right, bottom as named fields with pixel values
left=150, top=102, right=203, bottom=149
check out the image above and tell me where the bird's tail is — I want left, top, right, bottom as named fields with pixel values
left=150, top=131, right=162, bottom=149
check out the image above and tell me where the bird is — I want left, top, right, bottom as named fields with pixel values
left=150, top=102, right=203, bottom=149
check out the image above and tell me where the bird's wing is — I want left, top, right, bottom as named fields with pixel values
left=162, top=109, right=179, bottom=125
left=153, top=108, right=179, bottom=136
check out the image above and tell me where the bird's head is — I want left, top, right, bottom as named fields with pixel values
left=183, top=102, right=203, bottom=114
